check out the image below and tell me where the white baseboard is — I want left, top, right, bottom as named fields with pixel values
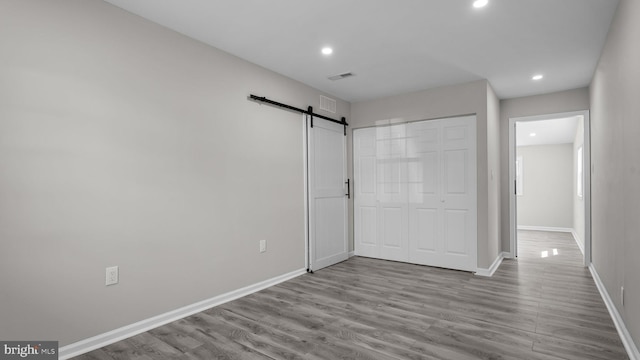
left=58, top=268, right=306, bottom=359
left=475, top=252, right=508, bottom=277
left=348, top=251, right=355, bottom=257
left=589, top=264, right=640, bottom=360
left=571, top=229, right=585, bottom=255
left=517, top=225, right=573, bottom=233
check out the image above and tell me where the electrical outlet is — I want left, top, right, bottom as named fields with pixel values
left=106, top=266, right=119, bottom=286
left=621, top=286, right=625, bottom=306
left=259, top=240, right=266, bottom=253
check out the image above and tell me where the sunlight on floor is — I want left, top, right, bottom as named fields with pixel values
left=541, top=248, right=559, bottom=258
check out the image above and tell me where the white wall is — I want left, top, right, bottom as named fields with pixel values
left=590, top=0, right=640, bottom=350
left=516, top=144, right=574, bottom=229
left=573, top=120, right=585, bottom=251
left=350, top=79, right=501, bottom=269
left=500, top=88, right=590, bottom=252
left=0, top=0, right=349, bottom=346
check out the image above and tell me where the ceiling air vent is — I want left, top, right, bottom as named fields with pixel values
left=319, top=95, right=337, bottom=113
left=328, top=72, right=354, bottom=81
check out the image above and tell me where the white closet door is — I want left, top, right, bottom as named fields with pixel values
left=308, top=117, right=348, bottom=271
left=376, top=124, right=408, bottom=262
left=354, top=116, right=477, bottom=272
left=353, top=127, right=379, bottom=258
left=407, top=120, right=441, bottom=265
left=440, top=116, right=477, bottom=270
left=354, top=124, right=409, bottom=262
left=408, top=116, right=477, bottom=271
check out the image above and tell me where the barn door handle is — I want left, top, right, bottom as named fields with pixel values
left=346, top=179, right=351, bottom=199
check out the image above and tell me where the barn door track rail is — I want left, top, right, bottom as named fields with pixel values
left=249, top=94, right=348, bottom=135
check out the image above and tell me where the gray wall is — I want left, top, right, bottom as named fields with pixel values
left=590, top=0, right=640, bottom=348
left=573, top=120, right=585, bottom=251
left=0, top=0, right=349, bottom=346
left=500, top=88, right=590, bottom=252
left=350, top=79, right=502, bottom=268
left=516, top=144, right=574, bottom=229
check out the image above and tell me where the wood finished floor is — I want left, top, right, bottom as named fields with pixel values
left=73, top=231, right=628, bottom=360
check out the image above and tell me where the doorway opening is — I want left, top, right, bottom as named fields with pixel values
left=508, top=110, right=591, bottom=267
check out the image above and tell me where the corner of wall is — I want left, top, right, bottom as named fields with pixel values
left=486, top=81, right=502, bottom=265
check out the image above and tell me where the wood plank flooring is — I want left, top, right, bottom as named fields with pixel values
left=73, top=230, right=628, bottom=359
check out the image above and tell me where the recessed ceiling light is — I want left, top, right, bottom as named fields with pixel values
left=532, top=74, right=543, bottom=80
left=473, top=0, right=489, bottom=8
left=321, top=47, right=333, bottom=55
left=530, top=133, right=537, bottom=137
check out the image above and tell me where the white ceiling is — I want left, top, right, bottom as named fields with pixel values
left=516, top=117, right=580, bottom=147
left=102, top=0, right=619, bottom=102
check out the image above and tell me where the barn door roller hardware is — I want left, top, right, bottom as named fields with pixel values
left=249, top=94, right=348, bottom=135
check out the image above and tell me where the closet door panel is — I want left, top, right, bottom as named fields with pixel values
left=354, top=128, right=379, bottom=258
left=376, top=124, right=408, bottom=261
left=408, top=120, right=443, bottom=264
left=414, top=208, right=438, bottom=252
left=380, top=206, right=406, bottom=261
left=444, top=209, right=468, bottom=254
left=443, top=149, right=468, bottom=195
left=439, top=116, right=477, bottom=271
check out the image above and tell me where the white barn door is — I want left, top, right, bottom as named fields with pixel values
left=308, top=116, right=348, bottom=272
left=354, top=116, right=477, bottom=272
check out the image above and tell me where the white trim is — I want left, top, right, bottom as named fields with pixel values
left=583, top=111, right=592, bottom=266
left=348, top=251, right=355, bottom=257
left=589, top=264, right=640, bottom=360
left=475, top=252, right=508, bottom=277
left=571, top=229, right=585, bottom=255
left=303, top=114, right=310, bottom=271
left=59, top=268, right=306, bottom=360
left=517, top=226, right=573, bottom=233
left=509, top=117, right=518, bottom=258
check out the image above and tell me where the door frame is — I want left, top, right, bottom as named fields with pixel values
left=508, top=110, right=591, bottom=266
left=303, top=114, right=309, bottom=271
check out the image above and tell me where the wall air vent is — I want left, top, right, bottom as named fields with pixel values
left=327, top=72, right=354, bottom=81
left=319, top=95, right=337, bottom=113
